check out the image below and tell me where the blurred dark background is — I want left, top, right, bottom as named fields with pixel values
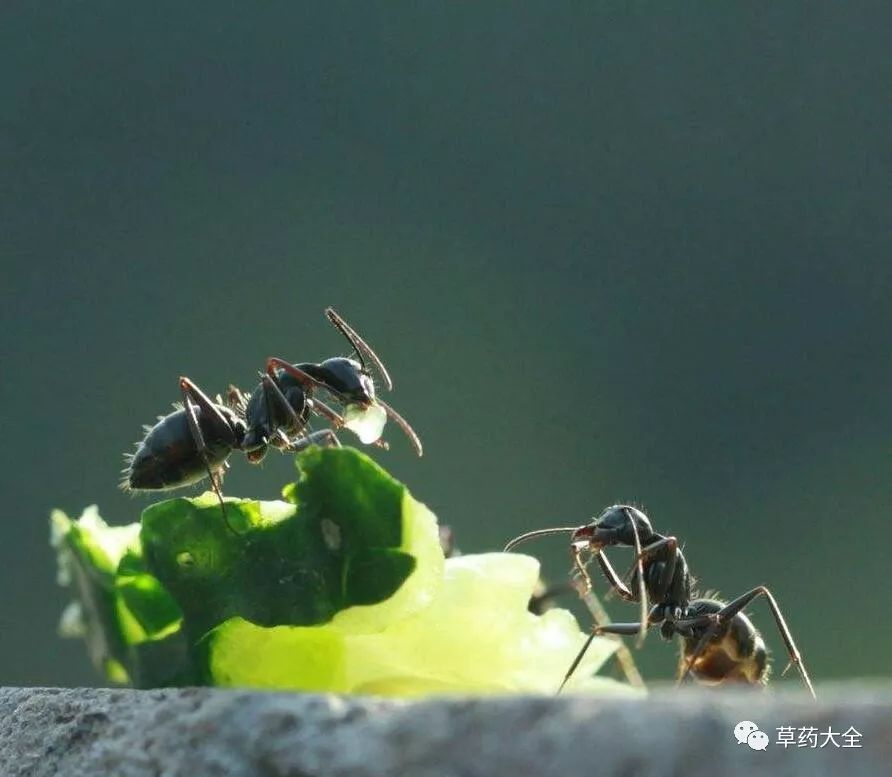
left=2, top=3, right=889, bottom=688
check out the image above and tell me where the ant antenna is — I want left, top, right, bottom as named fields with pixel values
left=503, top=527, right=581, bottom=552
left=325, top=307, right=394, bottom=391
left=377, top=398, right=423, bottom=456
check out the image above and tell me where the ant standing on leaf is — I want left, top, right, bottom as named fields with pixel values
left=504, top=505, right=816, bottom=698
left=122, top=308, right=422, bottom=531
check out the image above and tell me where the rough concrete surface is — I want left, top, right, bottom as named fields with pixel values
left=0, top=685, right=889, bottom=776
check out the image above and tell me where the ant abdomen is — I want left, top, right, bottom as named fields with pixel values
left=679, top=598, right=768, bottom=686
left=125, top=403, right=242, bottom=491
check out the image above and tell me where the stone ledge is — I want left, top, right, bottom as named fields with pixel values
left=1, top=686, right=889, bottom=776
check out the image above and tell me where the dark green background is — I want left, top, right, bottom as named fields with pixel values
left=2, top=3, right=889, bottom=688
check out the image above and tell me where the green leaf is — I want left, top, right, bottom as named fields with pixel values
left=115, top=575, right=182, bottom=639
left=140, top=447, right=442, bottom=640
left=51, top=506, right=194, bottom=688
left=51, top=507, right=140, bottom=682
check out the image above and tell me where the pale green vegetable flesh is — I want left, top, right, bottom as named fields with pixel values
left=52, top=447, right=633, bottom=696
left=204, top=553, right=620, bottom=696
left=343, top=402, right=388, bottom=444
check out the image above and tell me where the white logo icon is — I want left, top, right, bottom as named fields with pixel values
left=734, top=721, right=759, bottom=744
left=734, top=721, right=769, bottom=751
left=747, top=730, right=770, bottom=751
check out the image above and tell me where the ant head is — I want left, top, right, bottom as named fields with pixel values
left=316, top=357, right=377, bottom=405
left=571, top=505, right=654, bottom=550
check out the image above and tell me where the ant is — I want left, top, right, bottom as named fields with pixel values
left=504, top=505, right=816, bottom=698
left=122, top=308, right=421, bottom=530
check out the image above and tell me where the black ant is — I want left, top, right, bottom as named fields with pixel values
left=504, top=505, right=816, bottom=698
left=122, top=308, right=421, bottom=529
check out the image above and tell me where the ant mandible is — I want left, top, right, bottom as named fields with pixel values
left=504, top=505, right=816, bottom=698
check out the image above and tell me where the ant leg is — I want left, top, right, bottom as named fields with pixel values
left=629, top=537, right=678, bottom=576
left=208, top=469, right=234, bottom=529
left=624, top=510, right=649, bottom=648
left=575, top=586, right=646, bottom=689
left=595, top=621, right=658, bottom=636
left=306, top=397, right=344, bottom=427
left=620, top=536, right=679, bottom=603
left=675, top=614, right=723, bottom=689
left=179, top=378, right=237, bottom=534
left=259, top=373, right=307, bottom=434
left=180, top=377, right=239, bottom=443
left=571, top=545, right=595, bottom=591
left=558, top=619, right=655, bottom=693
left=570, top=547, right=645, bottom=688
left=285, top=429, right=342, bottom=452
left=595, top=550, right=636, bottom=601
left=377, top=399, right=423, bottom=456
left=324, top=307, right=394, bottom=391
left=558, top=632, right=599, bottom=694
left=692, top=587, right=816, bottom=699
